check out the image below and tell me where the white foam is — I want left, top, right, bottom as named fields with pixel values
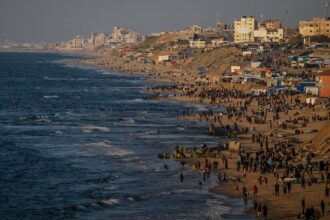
left=204, top=199, right=231, bottom=219
left=124, top=118, right=135, bottom=124
left=43, top=95, right=58, bottom=99
left=127, top=197, right=135, bottom=202
left=175, top=126, right=185, bottom=131
left=100, top=71, right=114, bottom=76
left=174, top=189, right=193, bottom=193
left=88, top=141, right=134, bottom=157
left=81, top=125, right=110, bottom=133
left=102, top=198, right=120, bottom=206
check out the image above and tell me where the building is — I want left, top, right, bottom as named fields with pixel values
left=209, top=39, right=226, bottom=48
left=69, top=35, right=84, bottom=48
left=189, top=39, right=207, bottom=48
left=258, top=20, right=282, bottom=30
left=299, top=17, right=330, bottom=37
left=316, top=70, right=330, bottom=97
left=234, top=16, right=257, bottom=43
left=254, top=28, right=284, bottom=43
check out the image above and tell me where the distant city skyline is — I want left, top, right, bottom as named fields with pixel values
left=0, top=0, right=326, bottom=43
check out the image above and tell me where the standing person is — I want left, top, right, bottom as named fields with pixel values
left=257, top=203, right=262, bottom=217
left=253, top=185, right=258, bottom=197
left=263, top=204, right=268, bottom=218
left=179, top=172, right=184, bottom=182
left=242, top=185, right=247, bottom=198
left=321, top=200, right=325, bottom=216
left=302, top=197, right=305, bottom=214
left=282, top=182, right=287, bottom=194
left=275, top=182, right=280, bottom=196
left=287, top=181, right=291, bottom=194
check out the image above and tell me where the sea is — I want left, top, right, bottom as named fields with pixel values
left=0, top=52, right=254, bottom=220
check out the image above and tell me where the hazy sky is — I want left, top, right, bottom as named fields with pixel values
left=0, top=0, right=326, bottom=43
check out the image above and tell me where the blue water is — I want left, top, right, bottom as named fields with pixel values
left=0, top=52, right=253, bottom=220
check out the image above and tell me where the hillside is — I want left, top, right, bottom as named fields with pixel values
left=182, top=47, right=242, bottom=75
left=308, top=121, right=330, bottom=160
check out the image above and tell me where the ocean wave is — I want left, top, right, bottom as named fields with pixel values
left=81, top=125, right=110, bottom=133
left=129, top=130, right=157, bottom=136
left=88, top=141, right=134, bottom=157
left=127, top=197, right=135, bottom=202
left=175, top=126, right=185, bottom=132
left=204, top=199, right=231, bottom=219
left=43, top=95, right=58, bottom=99
left=113, top=118, right=136, bottom=125
left=101, top=198, right=121, bottom=207
left=43, top=76, right=88, bottom=81
left=100, top=71, right=115, bottom=76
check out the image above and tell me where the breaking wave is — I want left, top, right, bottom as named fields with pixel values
left=87, top=141, right=134, bottom=157
left=81, top=125, right=110, bottom=133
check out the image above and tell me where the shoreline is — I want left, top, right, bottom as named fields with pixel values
left=75, top=53, right=256, bottom=219
left=80, top=51, right=330, bottom=219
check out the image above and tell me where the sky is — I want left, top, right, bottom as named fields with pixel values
left=0, top=0, right=326, bottom=43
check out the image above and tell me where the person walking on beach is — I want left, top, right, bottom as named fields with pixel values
left=282, top=182, right=287, bottom=194
left=253, top=185, right=258, bottom=197
left=321, top=200, right=325, bottom=216
left=275, top=182, right=280, bottom=196
left=242, top=185, right=247, bottom=197
left=302, top=197, right=305, bottom=214
left=263, top=204, right=268, bottom=218
left=257, top=203, right=262, bottom=216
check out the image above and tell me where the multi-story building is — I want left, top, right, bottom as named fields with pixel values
left=299, top=17, right=330, bottom=37
left=234, top=16, right=257, bottom=43
left=69, top=35, right=84, bottom=48
left=254, top=28, right=284, bottom=43
left=258, top=20, right=282, bottom=30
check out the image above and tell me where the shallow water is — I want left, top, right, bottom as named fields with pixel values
left=0, top=52, right=254, bottom=220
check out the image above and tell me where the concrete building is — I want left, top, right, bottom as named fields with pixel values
left=254, top=28, right=284, bottom=43
left=69, top=35, right=84, bottom=48
left=258, top=20, right=282, bottom=30
left=299, top=17, right=330, bottom=37
left=234, top=16, right=257, bottom=43
left=189, top=39, right=207, bottom=48
left=316, top=70, right=330, bottom=97
left=209, top=39, right=226, bottom=48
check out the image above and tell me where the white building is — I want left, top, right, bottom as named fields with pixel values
left=254, top=28, right=284, bottom=43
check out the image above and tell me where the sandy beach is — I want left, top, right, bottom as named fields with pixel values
left=80, top=50, right=330, bottom=220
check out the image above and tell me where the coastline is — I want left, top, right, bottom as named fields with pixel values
left=78, top=51, right=330, bottom=220
left=74, top=52, right=257, bottom=219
